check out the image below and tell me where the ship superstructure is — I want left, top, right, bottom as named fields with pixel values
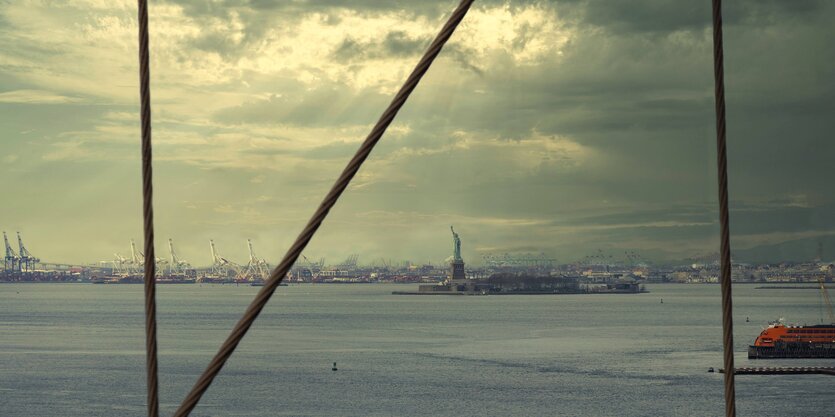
left=749, top=321, right=835, bottom=359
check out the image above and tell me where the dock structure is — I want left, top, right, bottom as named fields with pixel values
left=720, top=367, right=835, bottom=376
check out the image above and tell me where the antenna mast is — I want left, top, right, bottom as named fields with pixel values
left=818, top=277, right=834, bottom=324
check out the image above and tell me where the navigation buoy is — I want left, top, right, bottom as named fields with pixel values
left=746, top=316, right=750, bottom=322
left=332, top=362, right=337, bottom=371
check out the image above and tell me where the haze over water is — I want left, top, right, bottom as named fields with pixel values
left=1, top=283, right=832, bottom=416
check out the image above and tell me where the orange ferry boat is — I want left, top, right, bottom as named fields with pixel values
left=749, top=278, right=835, bottom=359
left=749, top=321, right=835, bottom=359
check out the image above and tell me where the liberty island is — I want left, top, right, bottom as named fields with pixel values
left=391, top=226, right=643, bottom=295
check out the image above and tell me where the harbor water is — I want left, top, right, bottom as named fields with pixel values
left=1, top=283, right=833, bottom=416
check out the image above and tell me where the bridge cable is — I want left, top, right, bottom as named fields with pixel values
left=172, top=1, right=475, bottom=415
left=136, top=1, right=159, bottom=416
left=710, top=1, right=736, bottom=416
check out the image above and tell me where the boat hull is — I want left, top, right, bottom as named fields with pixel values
left=748, top=343, right=835, bottom=359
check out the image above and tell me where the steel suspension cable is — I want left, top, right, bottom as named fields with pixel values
left=136, top=0, right=159, bottom=416
left=172, top=1, right=475, bottom=415
left=710, top=1, right=736, bottom=416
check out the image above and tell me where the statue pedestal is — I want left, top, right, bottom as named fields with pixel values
left=450, top=259, right=466, bottom=281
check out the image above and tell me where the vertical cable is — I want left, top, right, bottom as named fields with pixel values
left=710, top=1, right=736, bottom=416
left=137, top=0, right=159, bottom=416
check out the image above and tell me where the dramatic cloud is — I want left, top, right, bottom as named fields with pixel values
left=0, top=0, right=833, bottom=265
left=0, top=89, right=81, bottom=104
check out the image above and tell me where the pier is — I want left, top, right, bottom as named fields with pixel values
left=720, top=367, right=835, bottom=376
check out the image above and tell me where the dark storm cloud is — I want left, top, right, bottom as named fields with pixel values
left=167, top=0, right=448, bottom=59
left=189, top=31, right=243, bottom=56
left=332, top=31, right=432, bottom=62
left=382, top=31, right=432, bottom=56
left=731, top=203, right=835, bottom=235
left=569, top=204, right=715, bottom=227
left=165, top=0, right=455, bottom=14
left=556, top=0, right=709, bottom=33
left=331, top=38, right=364, bottom=62
left=556, top=0, right=827, bottom=33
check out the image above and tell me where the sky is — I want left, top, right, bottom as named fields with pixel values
left=0, top=0, right=833, bottom=267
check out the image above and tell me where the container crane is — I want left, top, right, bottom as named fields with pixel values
left=112, top=253, right=130, bottom=275
left=130, top=239, right=143, bottom=268
left=209, top=240, right=239, bottom=277
left=236, top=239, right=270, bottom=282
left=3, top=231, right=20, bottom=272
left=335, top=254, right=359, bottom=270
left=124, top=238, right=167, bottom=275
left=17, top=232, right=40, bottom=272
left=167, top=238, right=190, bottom=275
left=291, top=254, right=320, bottom=281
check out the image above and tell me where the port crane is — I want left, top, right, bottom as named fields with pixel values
left=3, top=231, right=20, bottom=271
left=236, top=239, right=270, bottom=282
left=372, top=257, right=394, bottom=271
left=209, top=240, right=240, bottom=277
left=130, top=238, right=143, bottom=272
left=167, top=238, right=191, bottom=275
left=291, top=254, right=320, bottom=281
left=335, top=254, right=359, bottom=270
left=17, top=232, right=40, bottom=272
left=116, top=239, right=168, bottom=275
left=111, top=253, right=131, bottom=275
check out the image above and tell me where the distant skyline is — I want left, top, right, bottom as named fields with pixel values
left=1, top=0, right=833, bottom=265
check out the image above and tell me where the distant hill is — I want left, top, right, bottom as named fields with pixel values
left=732, top=235, right=835, bottom=264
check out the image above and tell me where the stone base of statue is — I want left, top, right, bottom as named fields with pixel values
left=450, top=259, right=466, bottom=281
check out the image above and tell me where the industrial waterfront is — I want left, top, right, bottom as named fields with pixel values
left=2, top=230, right=833, bottom=289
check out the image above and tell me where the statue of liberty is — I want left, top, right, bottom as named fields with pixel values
left=451, top=226, right=462, bottom=261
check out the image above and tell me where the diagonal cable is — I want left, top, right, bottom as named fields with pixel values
left=710, top=1, right=736, bottom=416
left=172, top=1, right=475, bottom=415
left=136, top=0, right=159, bottom=416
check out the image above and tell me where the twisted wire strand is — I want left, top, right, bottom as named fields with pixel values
left=711, top=1, right=736, bottom=416
left=172, top=1, right=475, bottom=415
left=137, top=1, right=159, bottom=416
